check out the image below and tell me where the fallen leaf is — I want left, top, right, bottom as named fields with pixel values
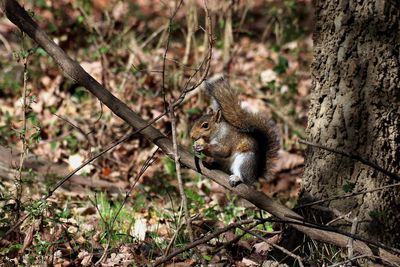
left=81, top=61, right=102, bottom=83
left=112, top=1, right=129, bottom=21
left=68, top=154, right=94, bottom=175
left=102, top=166, right=112, bottom=177
left=260, top=69, right=278, bottom=84
left=253, top=241, right=272, bottom=254
left=132, top=218, right=147, bottom=241
left=274, top=150, right=304, bottom=172
left=20, top=224, right=35, bottom=253
left=242, top=257, right=259, bottom=266
left=262, top=260, right=289, bottom=267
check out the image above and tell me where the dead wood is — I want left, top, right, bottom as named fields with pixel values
left=0, top=146, right=121, bottom=192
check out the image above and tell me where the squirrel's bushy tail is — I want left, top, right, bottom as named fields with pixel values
left=204, top=76, right=279, bottom=176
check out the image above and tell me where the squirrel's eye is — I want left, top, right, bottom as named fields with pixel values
left=201, top=122, right=209, bottom=129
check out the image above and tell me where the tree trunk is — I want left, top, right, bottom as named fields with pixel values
left=301, top=0, right=400, bottom=248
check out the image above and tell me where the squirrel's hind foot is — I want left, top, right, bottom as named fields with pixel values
left=229, top=175, right=243, bottom=187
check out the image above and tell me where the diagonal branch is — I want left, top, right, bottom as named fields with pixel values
left=1, top=0, right=400, bottom=265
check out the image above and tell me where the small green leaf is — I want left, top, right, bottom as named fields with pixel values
left=27, top=112, right=38, bottom=124
left=30, top=129, right=41, bottom=143
left=163, top=157, right=176, bottom=176
left=369, top=210, right=385, bottom=219
left=203, top=255, right=212, bottom=261
left=99, top=46, right=110, bottom=54
left=185, top=189, right=204, bottom=205
left=47, top=22, right=58, bottom=33
left=273, top=55, right=289, bottom=74
left=186, top=108, right=202, bottom=116
left=36, top=47, right=47, bottom=56
left=50, top=140, right=58, bottom=150
left=6, top=243, right=23, bottom=254
left=57, top=208, right=72, bottom=219
left=342, top=181, right=355, bottom=193
left=77, top=15, right=85, bottom=24
left=65, top=135, right=78, bottom=151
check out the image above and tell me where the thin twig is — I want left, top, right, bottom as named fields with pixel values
left=158, top=3, right=212, bottom=262
left=182, top=0, right=213, bottom=95
left=267, top=102, right=306, bottom=139
left=279, top=215, right=400, bottom=255
left=0, top=32, right=12, bottom=53
left=161, top=0, right=184, bottom=110
left=238, top=226, right=305, bottom=267
left=295, top=181, right=400, bottom=209
left=6, top=111, right=166, bottom=236
left=53, top=113, right=93, bottom=136
left=212, top=219, right=274, bottom=255
left=5, top=0, right=212, bottom=239
left=167, top=0, right=213, bottom=113
left=165, top=57, right=197, bottom=70
left=153, top=219, right=257, bottom=266
left=327, top=254, right=373, bottom=267
left=169, top=105, right=193, bottom=240
left=317, top=206, right=352, bottom=225
left=95, top=148, right=159, bottom=265
left=15, top=53, right=30, bottom=224
left=299, top=139, right=400, bottom=181
left=169, top=99, right=206, bottom=264
left=164, top=218, right=184, bottom=256
left=140, top=24, right=168, bottom=49
left=159, top=2, right=207, bottom=263
left=346, top=217, right=358, bottom=266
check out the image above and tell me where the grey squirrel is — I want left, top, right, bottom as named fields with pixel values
left=190, top=76, right=279, bottom=187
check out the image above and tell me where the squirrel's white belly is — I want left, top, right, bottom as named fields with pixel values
left=230, top=152, right=255, bottom=178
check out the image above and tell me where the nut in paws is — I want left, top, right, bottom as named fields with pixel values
left=193, top=139, right=206, bottom=152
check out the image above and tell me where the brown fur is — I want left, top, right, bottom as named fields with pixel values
left=190, top=76, right=279, bottom=185
left=204, top=77, right=279, bottom=177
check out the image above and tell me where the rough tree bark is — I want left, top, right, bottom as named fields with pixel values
left=301, top=0, right=400, bottom=247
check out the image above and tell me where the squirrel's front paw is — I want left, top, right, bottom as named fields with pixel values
left=229, top=175, right=243, bottom=187
left=193, top=143, right=204, bottom=152
left=193, top=139, right=206, bottom=152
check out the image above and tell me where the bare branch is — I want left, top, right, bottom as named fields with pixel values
left=2, top=1, right=399, bottom=265
left=153, top=219, right=256, bottom=266
left=295, top=182, right=400, bottom=209
left=347, top=217, right=359, bottom=265
left=95, top=148, right=158, bottom=265
left=239, top=226, right=304, bottom=267
left=169, top=105, right=193, bottom=240
left=299, top=139, right=400, bottom=182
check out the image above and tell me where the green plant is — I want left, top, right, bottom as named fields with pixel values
left=264, top=0, right=306, bottom=46
left=93, top=193, right=134, bottom=244
left=369, top=210, right=386, bottom=219
left=163, top=156, right=176, bottom=176
left=342, top=181, right=356, bottom=193
left=65, top=135, right=79, bottom=152
left=26, top=200, right=50, bottom=218
left=71, top=86, right=90, bottom=103
left=0, top=111, right=15, bottom=146
left=274, top=55, right=289, bottom=74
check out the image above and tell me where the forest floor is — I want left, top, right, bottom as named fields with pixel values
left=0, top=1, right=340, bottom=266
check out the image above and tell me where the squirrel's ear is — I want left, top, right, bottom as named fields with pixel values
left=214, top=109, right=222, bottom=122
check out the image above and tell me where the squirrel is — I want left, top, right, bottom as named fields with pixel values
left=190, top=76, right=279, bottom=187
